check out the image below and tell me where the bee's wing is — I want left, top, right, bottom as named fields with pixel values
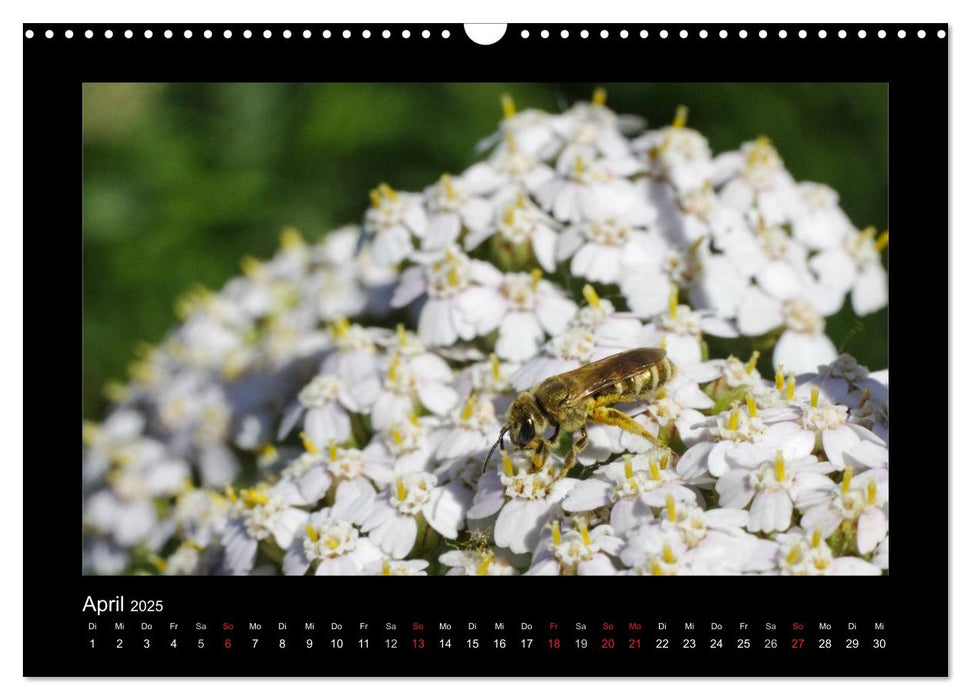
left=554, top=348, right=667, bottom=407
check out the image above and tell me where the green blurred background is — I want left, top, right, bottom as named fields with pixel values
left=83, top=83, right=888, bottom=420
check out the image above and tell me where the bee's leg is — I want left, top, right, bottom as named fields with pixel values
left=561, top=427, right=588, bottom=474
left=590, top=393, right=645, bottom=407
left=523, top=436, right=552, bottom=471
left=589, top=406, right=674, bottom=458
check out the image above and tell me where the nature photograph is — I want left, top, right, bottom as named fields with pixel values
left=82, top=82, right=890, bottom=576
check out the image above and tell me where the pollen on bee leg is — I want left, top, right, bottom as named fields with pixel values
left=745, top=394, right=758, bottom=418
left=582, top=284, right=601, bottom=309
left=500, top=93, right=516, bottom=119
left=841, top=466, right=854, bottom=493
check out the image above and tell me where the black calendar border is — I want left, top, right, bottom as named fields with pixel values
left=23, top=23, right=948, bottom=677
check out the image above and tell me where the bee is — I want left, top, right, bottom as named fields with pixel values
left=483, top=348, right=676, bottom=473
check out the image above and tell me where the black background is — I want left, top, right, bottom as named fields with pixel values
left=23, top=22, right=947, bottom=677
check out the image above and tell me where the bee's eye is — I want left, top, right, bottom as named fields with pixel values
left=518, top=418, right=535, bottom=445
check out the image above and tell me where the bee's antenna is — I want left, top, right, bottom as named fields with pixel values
left=482, top=426, right=508, bottom=474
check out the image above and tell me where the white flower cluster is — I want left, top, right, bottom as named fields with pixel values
left=82, top=91, right=889, bottom=576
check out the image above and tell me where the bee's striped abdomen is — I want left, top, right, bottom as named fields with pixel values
left=603, top=357, right=675, bottom=400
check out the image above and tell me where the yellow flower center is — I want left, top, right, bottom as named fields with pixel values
left=582, top=283, right=601, bottom=310
left=280, top=227, right=304, bottom=250
left=842, top=467, right=854, bottom=494
left=774, top=452, right=786, bottom=482
left=501, top=452, right=515, bottom=477
left=672, top=105, right=688, bottom=129
left=649, top=459, right=662, bottom=481
left=728, top=408, right=741, bottom=432
left=745, top=351, right=760, bottom=374
left=746, top=394, right=758, bottom=418
left=501, top=93, right=516, bottom=119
